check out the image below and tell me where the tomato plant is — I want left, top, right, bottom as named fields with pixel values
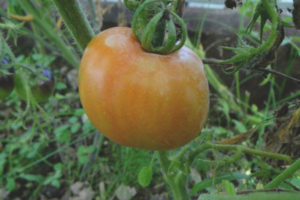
left=14, top=65, right=54, bottom=103
left=3, top=0, right=300, bottom=199
left=79, top=27, right=209, bottom=150
left=0, top=58, right=14, bottom=100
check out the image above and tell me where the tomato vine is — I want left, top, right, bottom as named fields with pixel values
left=50, top=0, right=300, bottom=199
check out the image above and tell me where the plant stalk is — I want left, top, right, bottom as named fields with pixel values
left=157, top=151, right=190, bottom=200
left=265, top=158, right=300, bottom=189
left=52, top=0, right=95, bottom=50
left=209, top=143, right=292, bottom=163
left=176, top=0, right=185, bottom=17
left=187, top=143, right=292, bottom=167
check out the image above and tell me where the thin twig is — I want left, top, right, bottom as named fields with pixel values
left=255, top=67, right=300, bottom=84
left=80, top=131, right=104, bottom=180
left=187, top=142, right=293, bottom=167
left=202, top=58, right=224, bottom=65
left=176, top=0, right=185, bottom=17
left=283, top=180, right=300, bottom=191
left=237, top=188, right=296, bottom=195
left=265, top=158, right=300, bottom=189
left=202, top=57, right=300, bottom=84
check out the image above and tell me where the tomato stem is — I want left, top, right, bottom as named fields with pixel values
left=157, top=142, right=292, bottom=198
left=52, top=0, right=95, bottom=50
left=265, top=158, right=300, bottom=189
left=176, top=0, right=185, bottom=17
left=187, top=143, right=292, bottom=167
left=157, top=151, right=190, bottom=200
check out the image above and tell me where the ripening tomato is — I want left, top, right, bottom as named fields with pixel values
left=79, top=27, right=209, bottom=150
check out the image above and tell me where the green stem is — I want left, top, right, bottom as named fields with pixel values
left=172, top=172, right=189, bottom=200
left=80, top=132, right=104, bottom=180
left=216, top=148, right=242, bottom=170
left=157, top=151, right=170, bottom=171
left=209, top=143, right=292, bottom=163
left=235, top=71, right=241, bottom=103
left=213, top=149, right=242, bottom=185
left=204, top=65, right=245, bottom=118
left=52, top=0, right=94, bottom=50
left=176, top=0, right=185, bottom=17
left=19, top=0, right=80, bottom=68
left=188, top=143, right=292, bottom=167
left=88, top=0, right=97, bottom=23
left=265, top=158, right=300, bottom=189
left=157, top=151, right=190, bottom=200
left=187, top=143, right=211, bottom=166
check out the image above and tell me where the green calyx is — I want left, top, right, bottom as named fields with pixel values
left=131, top=0, right=187, bottom=54
left=124, top=0, right=145, bottom=11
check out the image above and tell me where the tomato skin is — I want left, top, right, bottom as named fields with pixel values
left=79, top=27, right=209, bottom=150
left=0, top=58, right=14, bottom=100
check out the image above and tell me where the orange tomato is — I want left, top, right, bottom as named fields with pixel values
left=79, top=27, right=209, bottom=150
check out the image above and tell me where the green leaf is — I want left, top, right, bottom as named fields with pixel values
left=26, top=143, right=41, bottom=158
left=78, top=145, right=95, bottom=155
left=232, top=120, right=247, bottom=133
left=138, top=166, right=153, bottom=187
left=71, top=123, right=80, bottom=133
left=86, top=146, right=96, bottom=154
left=55, top=82, right=67, bottom=90
left=197, top=193, right=300, bottom=200
left=82, top=120, right=95, bottom=133
left=43, top=170, right=62, bottom=188
left=78, top=146, right=86, bottom=155
left=77, top=146, right=95, bottom=165
left=54, top=125, right=71, bottom=143
left=221, top=180, right=236, bottom=195
left=259, top=73, right=271, bottom=86
left=6, top=177, right=16, bottom=191
left=289, top=177, right=300, bottom=189
left=51, top=179, right=60, bottom=188
left=19, top=173, right=43, bottom=183
left=74, top=108, right=85, bottom=116
left=78, top=155, right=89, bottom=165
left=191, top=172, right=248, bottom=195
left=69, top=116, right=78, bottom=123
left=54, top=163, right=63, bottom=171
